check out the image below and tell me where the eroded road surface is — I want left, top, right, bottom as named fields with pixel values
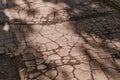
left=0, top=0, right=120, bottom=80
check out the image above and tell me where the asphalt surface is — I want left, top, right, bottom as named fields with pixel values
left=0, top=0, right=120, bottom=80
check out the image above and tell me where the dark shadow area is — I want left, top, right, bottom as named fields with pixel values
left=0, top=0, right=36, bottom=80
left=0, top=1, right=20, bottom=80
left=23, top=0, right=38, bottom=16
left=101, top=0, right=120, bottom=11
left=0, top=55, right=20, bottom=80
left=10, top=18, right=34, bottom=42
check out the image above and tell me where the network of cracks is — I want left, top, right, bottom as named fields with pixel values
left=0, top=0, right=120, bottom=80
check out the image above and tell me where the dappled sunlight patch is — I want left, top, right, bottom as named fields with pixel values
left=3, top=22, right=10, bottom=32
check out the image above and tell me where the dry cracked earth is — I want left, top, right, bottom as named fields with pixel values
left=0, top=0, right=120, bottom=80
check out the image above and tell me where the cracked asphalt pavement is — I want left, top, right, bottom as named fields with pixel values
left=0, top=0, right=120, bottom=80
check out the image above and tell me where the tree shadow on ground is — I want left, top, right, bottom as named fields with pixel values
left=0, top=1, right=21, bottom=80
left=1, top=0, right=120, bottom=80
left=0, top=0, right=36, bottom=80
